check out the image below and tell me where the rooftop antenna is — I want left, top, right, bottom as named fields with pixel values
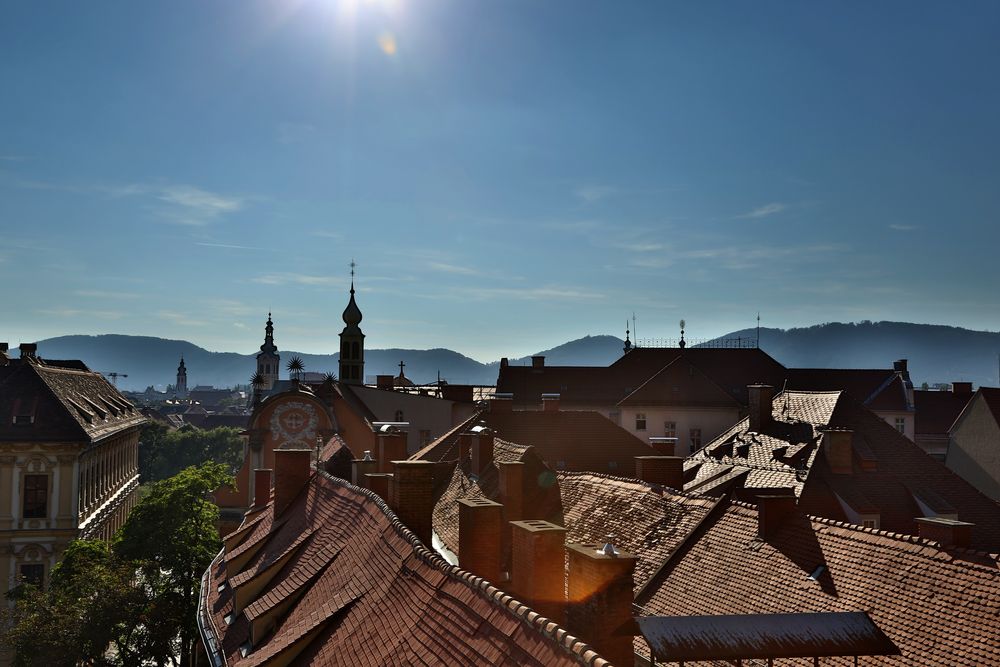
left=756, top=312, right=761, bottom=348
left=632, top=312, right=637, bottom=345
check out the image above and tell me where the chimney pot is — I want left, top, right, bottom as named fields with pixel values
left=352, top=455, right=378, bottom=486
left=893, top=359, right=908, bottom=373
left=821, top=428, right=854, bottom=475
left=952, top=382, right=973, bottom=397
left=510, top=520, right=567, bottom=622
left=748, top=384, right=775, bottom=433
left=252, top=469, right=272, bottom=508
left=273, top=449, right=313, bottom=516
left=377, top=429, right=408, bottom=473
left=363, top=472, right=393, bottom=502
left=916, top=516, right=974, bottom=548
left=757, top=494, right=797, bottom=539
left=19, top=343, right=38, bottom=360
left=566, top=541, right=637, bottom=667
left=634, top=456, right=684, bottom=489
left=0, top=343, right=8, bottom=353
left=648, top=437, right=677, bottom=456
left=390, top=460, right=435, bottom=546
left=458, top=498, right=504, bottom=583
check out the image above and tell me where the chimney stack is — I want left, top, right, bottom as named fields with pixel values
left=458, top=432, right=473, bottom=461
left=19, top=343, right=38, bottom=361
left=916, top=517, right=974, bottom=548
left=498, top=461, right=526, bottom=522
left=352, top=450, right=377, bottom=486
left=376, top=374, right=394, bottom=390
left=531, top=355, right=545, bottom=369
left=648, top=437, right=676, bottom=456
left=821, top=428, right=854, bottom=475
left=458, top=498, right=504, bottom=583
left=634, top=456, right=685, bottom=489
left=471, top=427, right=495, bottom=476
left=757, top=494, right=797, bottom=539
left=893, top=359, right=908, bottom=374
left=566, top=540, right=637, bottom=667
left=390, top=460, right=435, bottom=545
left=273, top=449, right=313, bottom=516
left=748, top=384, right=774, bottom=433
left=490, top=393, right=513, bottom=412
left=363, top=473, right=393, bottom=503
left=541, top=393, right=560, bottom=412
left=252, top=469, right=272, bottom=508
left=377, top=426, right=408, bottom=473
left=952, top=382, right=973, bottom=397
left=510, top=520, right=567, bottom=622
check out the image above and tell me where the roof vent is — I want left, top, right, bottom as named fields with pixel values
left=597, top=536, right=619, bottom=557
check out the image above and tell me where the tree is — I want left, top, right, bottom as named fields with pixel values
left=139, top=423, right=243, bottom=483
left=115, top=462, right=234, bottom=667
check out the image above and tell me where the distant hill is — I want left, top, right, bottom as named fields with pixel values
left=708, top=321, right=1000, bottom=387
left=25, top=322, right=1000, bottom=391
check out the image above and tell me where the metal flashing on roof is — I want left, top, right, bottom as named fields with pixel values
left=636, top=611, right=900, bottom=661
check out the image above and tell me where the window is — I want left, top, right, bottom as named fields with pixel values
left=689, top=428, right=702, bottom=451
left=862, top=519, right=877, bottom=529
left=635, top=413, right=647, bottom=431
left=664, top=421, right=676, bottom=438
left=351, top=341, right=360, bottom=359
left=22, top=474, right=48, bottom=519
left=894, top=417, right=905, bottom=433
left=19, top=563, right=44, bottom=589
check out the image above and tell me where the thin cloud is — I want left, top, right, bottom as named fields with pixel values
left=36, top=308, right=124, bottom=320
left=427, top=261, right=480, bottom=276
left=735, top=202, right=787, bottom=219
left=575, top=185, right=618, bottom=203
left=440, top=285, right=606, bottom=303
left=156, top=185, right=244, bottom=226
left=614, top=241, right=665, bottom=253
left=195, top=241, right=266, bottom=250
left=74, top=290, right=140, bottom=300
left=251, top=273, right=341, bottom=287
left=889, top=224, right=918, bottom=231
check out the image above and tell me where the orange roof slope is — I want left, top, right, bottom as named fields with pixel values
left=636, top=501, right=1000, bottom=666
left=202, top=471, right=605, bottom=667
left=484, top=409, right=655, bottom=473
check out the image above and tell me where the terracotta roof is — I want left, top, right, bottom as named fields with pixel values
left=685, top=390, right=1000, bottom=551
left=635, top=500, right=1000, bottom=666
left=202, top=471, right=608, bottom=667
left=786, top=367, right=907, bottom=410
left=498, top=348, right=787, bottom=408
left=483, top=409, right=655, bottom=473
left=0, top=359, right=145, bottom=443
left=914, top=389, right=974, bottom=436
left=409, top=410, right=484, bottom=462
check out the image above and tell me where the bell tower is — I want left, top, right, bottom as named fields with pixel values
left=339, top=262, right=365, bottom=385
left=176, top=356, right=188, bottom=397
left=256, top=312, right=280, bottom=390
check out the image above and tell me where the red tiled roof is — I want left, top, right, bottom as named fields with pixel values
left=685, top=390, right=1000, bottom=551
left=409, top=410, right=484, bottom=462
left=483, top=409, right=655, bottom=473
left=202, top=471, right=608, bottom=667
left=635, top=500, right=1000, bottom=666
left=786, top=367, right=906, bottom=410
left=914, top=389, right=975, bottom=436
left=0, top=359, right=145, bottom=442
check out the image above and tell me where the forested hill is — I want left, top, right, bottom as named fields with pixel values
left=27, top=322, right=1000, bottom=390
left=710, top=321, right=1000, bottom=387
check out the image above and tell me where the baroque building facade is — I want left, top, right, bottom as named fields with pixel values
left=0, top=343, right=145, bottom=596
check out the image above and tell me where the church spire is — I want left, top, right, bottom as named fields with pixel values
left=623, top=321, right=632, bottom=354
left=339, top=261, right=366, bottom=385
left=256, top=312, right=280, bottom=390
left=176, top=355, right=188, bottom=397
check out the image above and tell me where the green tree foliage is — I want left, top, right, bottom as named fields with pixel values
left=139, top=423, right=243, bottom=482
left=0, top=463, right=234, bottom=667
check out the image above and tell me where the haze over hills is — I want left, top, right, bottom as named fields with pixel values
left=21, top=322, right=1000, bottom=391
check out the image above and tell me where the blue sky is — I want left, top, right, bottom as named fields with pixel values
left=2, top=1, right=999, bottom=362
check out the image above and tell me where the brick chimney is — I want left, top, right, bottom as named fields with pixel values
left=471, top=427, right=495, bottom=476
left=634, top=456, right=685, bottom=489
left=648, top=437, right=676, bottom=456
left=458, top=432, right=472, bottom=461
left=376, top=374, right=394, bottom=390
left=377, top=427, right=408, bottom=473
left=458, top=498, right=504, bottom=583
left=541, top=393, right=560, bottom=412
left=19, top=343, right=38, bottom=362
left=252, top=469, right=272, bottom=508
left=363, top=473, right=393, bottom=503
left=748, top=384, right=774, bottom=433
left=352, top=450, right=377, bottom=486
left=566, top=541, right=637, bottom=667
left=821, top=428, right=853, bottom=475
left=952, top=382, right=973, bottom=397
left=757, top=494, right=796, bottom=539
left=390, top=460, right=435, bottom=545
left=498, top=461, right=525, bottom=522
left=491, top=393, right=513, bottom=412
left=916, top=517, right=974, bottom=548
left=510, top=520, right=567, bottom=622
left=273, top=449, right=313, bottom=516
left=532, top=355, right=545, bottom=369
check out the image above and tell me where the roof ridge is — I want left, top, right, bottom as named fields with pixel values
left=555, top=470, right=718, bottom=501
left=316, top=470, right=611, bottom=667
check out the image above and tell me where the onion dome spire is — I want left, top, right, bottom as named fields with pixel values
left=342, top=261, right=363, bottom=331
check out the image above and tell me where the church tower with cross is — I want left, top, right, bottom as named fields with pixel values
left=176, top=355, right=188, bottom=397
left=339, top=262, right=365, bottom=385
left=257, top=312, right=280, bottom=390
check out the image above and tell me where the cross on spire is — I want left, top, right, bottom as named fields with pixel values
left=398, top=360, right=405, bottom=376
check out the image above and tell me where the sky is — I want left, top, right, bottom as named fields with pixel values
left=2, top=1, right=1000, bottom=362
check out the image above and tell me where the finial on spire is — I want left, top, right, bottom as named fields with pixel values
left=679, top=319, right=686, bottom=349
left=350, top=259, right=356, bottom=291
